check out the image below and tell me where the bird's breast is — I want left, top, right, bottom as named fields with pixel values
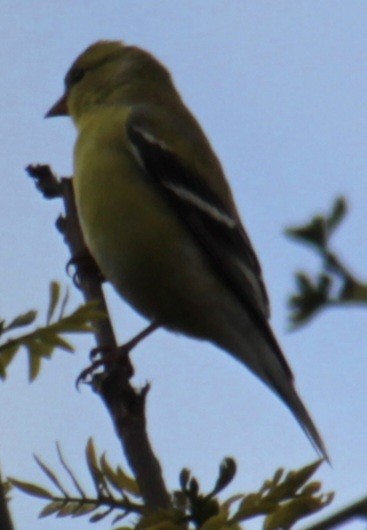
left=73, top=126, right=222, bottom=335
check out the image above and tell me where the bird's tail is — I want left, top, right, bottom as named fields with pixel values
left=221, top=320, right=329, bottom=463
left=264, top=364, right=330, bottom=463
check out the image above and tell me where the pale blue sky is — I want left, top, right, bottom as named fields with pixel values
left=1, top=2, right=367, bottom=529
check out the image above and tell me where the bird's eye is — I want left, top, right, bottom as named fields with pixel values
left=65, top=68, right=86, bottom=89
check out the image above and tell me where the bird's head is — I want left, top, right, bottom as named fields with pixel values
left=45, top=40, right=173, bottom=125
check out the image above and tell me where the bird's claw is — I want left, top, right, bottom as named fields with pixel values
left=76, top=346, right=114, bottom=389
left=76, top=345, right=134, bottom=390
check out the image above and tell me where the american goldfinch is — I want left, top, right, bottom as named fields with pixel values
left=46, top=41, right=327, bottom=460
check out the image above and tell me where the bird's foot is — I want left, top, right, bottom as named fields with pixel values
left=75, top=345, right=133, bottom=389
left=66, top=249, right=104, bottom=288
left=76, top=322, right=160, bottom=388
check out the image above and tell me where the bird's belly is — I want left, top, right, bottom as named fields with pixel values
left=74, top=163, right=221, bottom=338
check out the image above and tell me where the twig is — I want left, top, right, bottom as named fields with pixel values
left=0, top=475, right=15, bottom=530
left=27, top=164, right=170, bottom=511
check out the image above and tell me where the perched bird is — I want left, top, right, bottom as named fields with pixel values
left=46, top=41, right=328, bottom=460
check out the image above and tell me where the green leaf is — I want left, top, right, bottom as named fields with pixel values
left=301, top=482, right=321, bottom=496
left=115, top=465, right=141, bottom=497
left=285, top=216, right=326, bottom=249
left=5, top=310, right=37, bottom=331
left=100, top=454, right=140, bottom=497
left=221, top=494, right=244, bottom=512
left=39, top=500, right=66, bottom=518
left=85, top=438, right=105, bottom=494
left=326, top=196, right=348, bottom=235
left=56, top=501, right=82, bottom=517
left=264, top=492, right=334, bottom=530
left=90, top=508, right=113, bottom=522
left=34, top=454, right=69, bottom=496
left=189, top=477, right=199, bottom=497
left=37, top=332, right=74, bottom=353
left=288, top=273, right=331, bottom=328
left=112, top=512, right=131, bottom=525
left=56, top=442, right=86, bottom=498
left=200, top=509, right=229, bottom=530
left=9, top=478, right=52, bottom=499
left=28, top=352, right=42, bottom=382
left=0, top=343, right=19, bottom=378
left=272, top=468, right=284, bottom=485
left=26, top=339, right=53, bottom=359
left=70, top=502, right=97, bottom=517
left=233, top=494, right=275, bottom=521
left=137, top=512, right=182, bottom=530
left=179, top=468, right=191, bottom=491
left=340, top=280, right=367, bottom=303
left=266, top=461, right=322, bottom=502
left=46, top=281, right=61, bottom=324
left=211, top=458, right=236, bottom=496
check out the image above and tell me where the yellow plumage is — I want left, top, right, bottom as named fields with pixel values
left=46, top=41, right=328, bottom=460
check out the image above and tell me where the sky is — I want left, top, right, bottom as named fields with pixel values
left=1, top=1, right=367, bottom=529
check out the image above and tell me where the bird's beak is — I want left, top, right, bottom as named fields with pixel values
left=45, top=93, right=69, bottom=118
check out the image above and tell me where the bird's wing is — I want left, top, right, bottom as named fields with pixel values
left=126, top=110, right=294, bottom=379
left=126, top=116, right=271, bottom=320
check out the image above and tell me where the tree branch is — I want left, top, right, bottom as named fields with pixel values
left=0, top=475, right=15, bottom=530
left=26, top=164, right=170, bottom=511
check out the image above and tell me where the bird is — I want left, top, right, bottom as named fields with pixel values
left=46, top=40, right=328, bottom=460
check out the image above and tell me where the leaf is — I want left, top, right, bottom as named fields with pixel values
left=285, top=216, right=326, bottom=249
left=71, top=502, right=98, bottom=517
left=271, top=468, right=284, bottom=486
left=138, top=510, right=180, bottom=530
left=56, top=501, right=82, bottom=517
left=201, top=509, right=229, bottom=530
left=211, top=458, right=236, bottom=496
left=112, top=512, right=130, bottom=525
left=301, top=482, right=321, bottom=496
left=233, top=494, right=275, bottom=521
left=340, top=280, right=367, bottom=303
left=28, top=348, right=42, bottom=382
left=0, top=343, right=19, bottom=378
left=189, top=477, right=199, bottom=497
left=266, top=461, right=322, bottom=502
left=222, top=494, right=245, bottom=511
left=56, top=442, right=86, bottom=498
left=288, top=273, right=331, bottom=328
left=46, top=281, right=61, bottom=325
left=264, top=492, right=334, bottom=530
left=136, top=512, right=182, bottom=530
left=115, top=465, right=141, bottom=497
left=326, top=196, right=348, bottom=235
left=26, top=339, right=53, bottom=359
left=34, top=454, right=69, bottom=496
left=90, top=507, right=113, bottom=522
left=5, top=310, right=37, bottom=331
left=179, top=468, right=191, bottom=491
left=39, top=500, right=66, bottom=518
left=39, top=333, right=74, bottom=352
left=100, top=454, right=140, bottom=497
left=9, top=478, right=52, bottom=499
left=86, top=438, right=105, bottom=494
left=58, top=287, right=70, bottom=320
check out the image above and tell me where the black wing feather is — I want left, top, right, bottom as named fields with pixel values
left=127, top=122, right=293, bottom=379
